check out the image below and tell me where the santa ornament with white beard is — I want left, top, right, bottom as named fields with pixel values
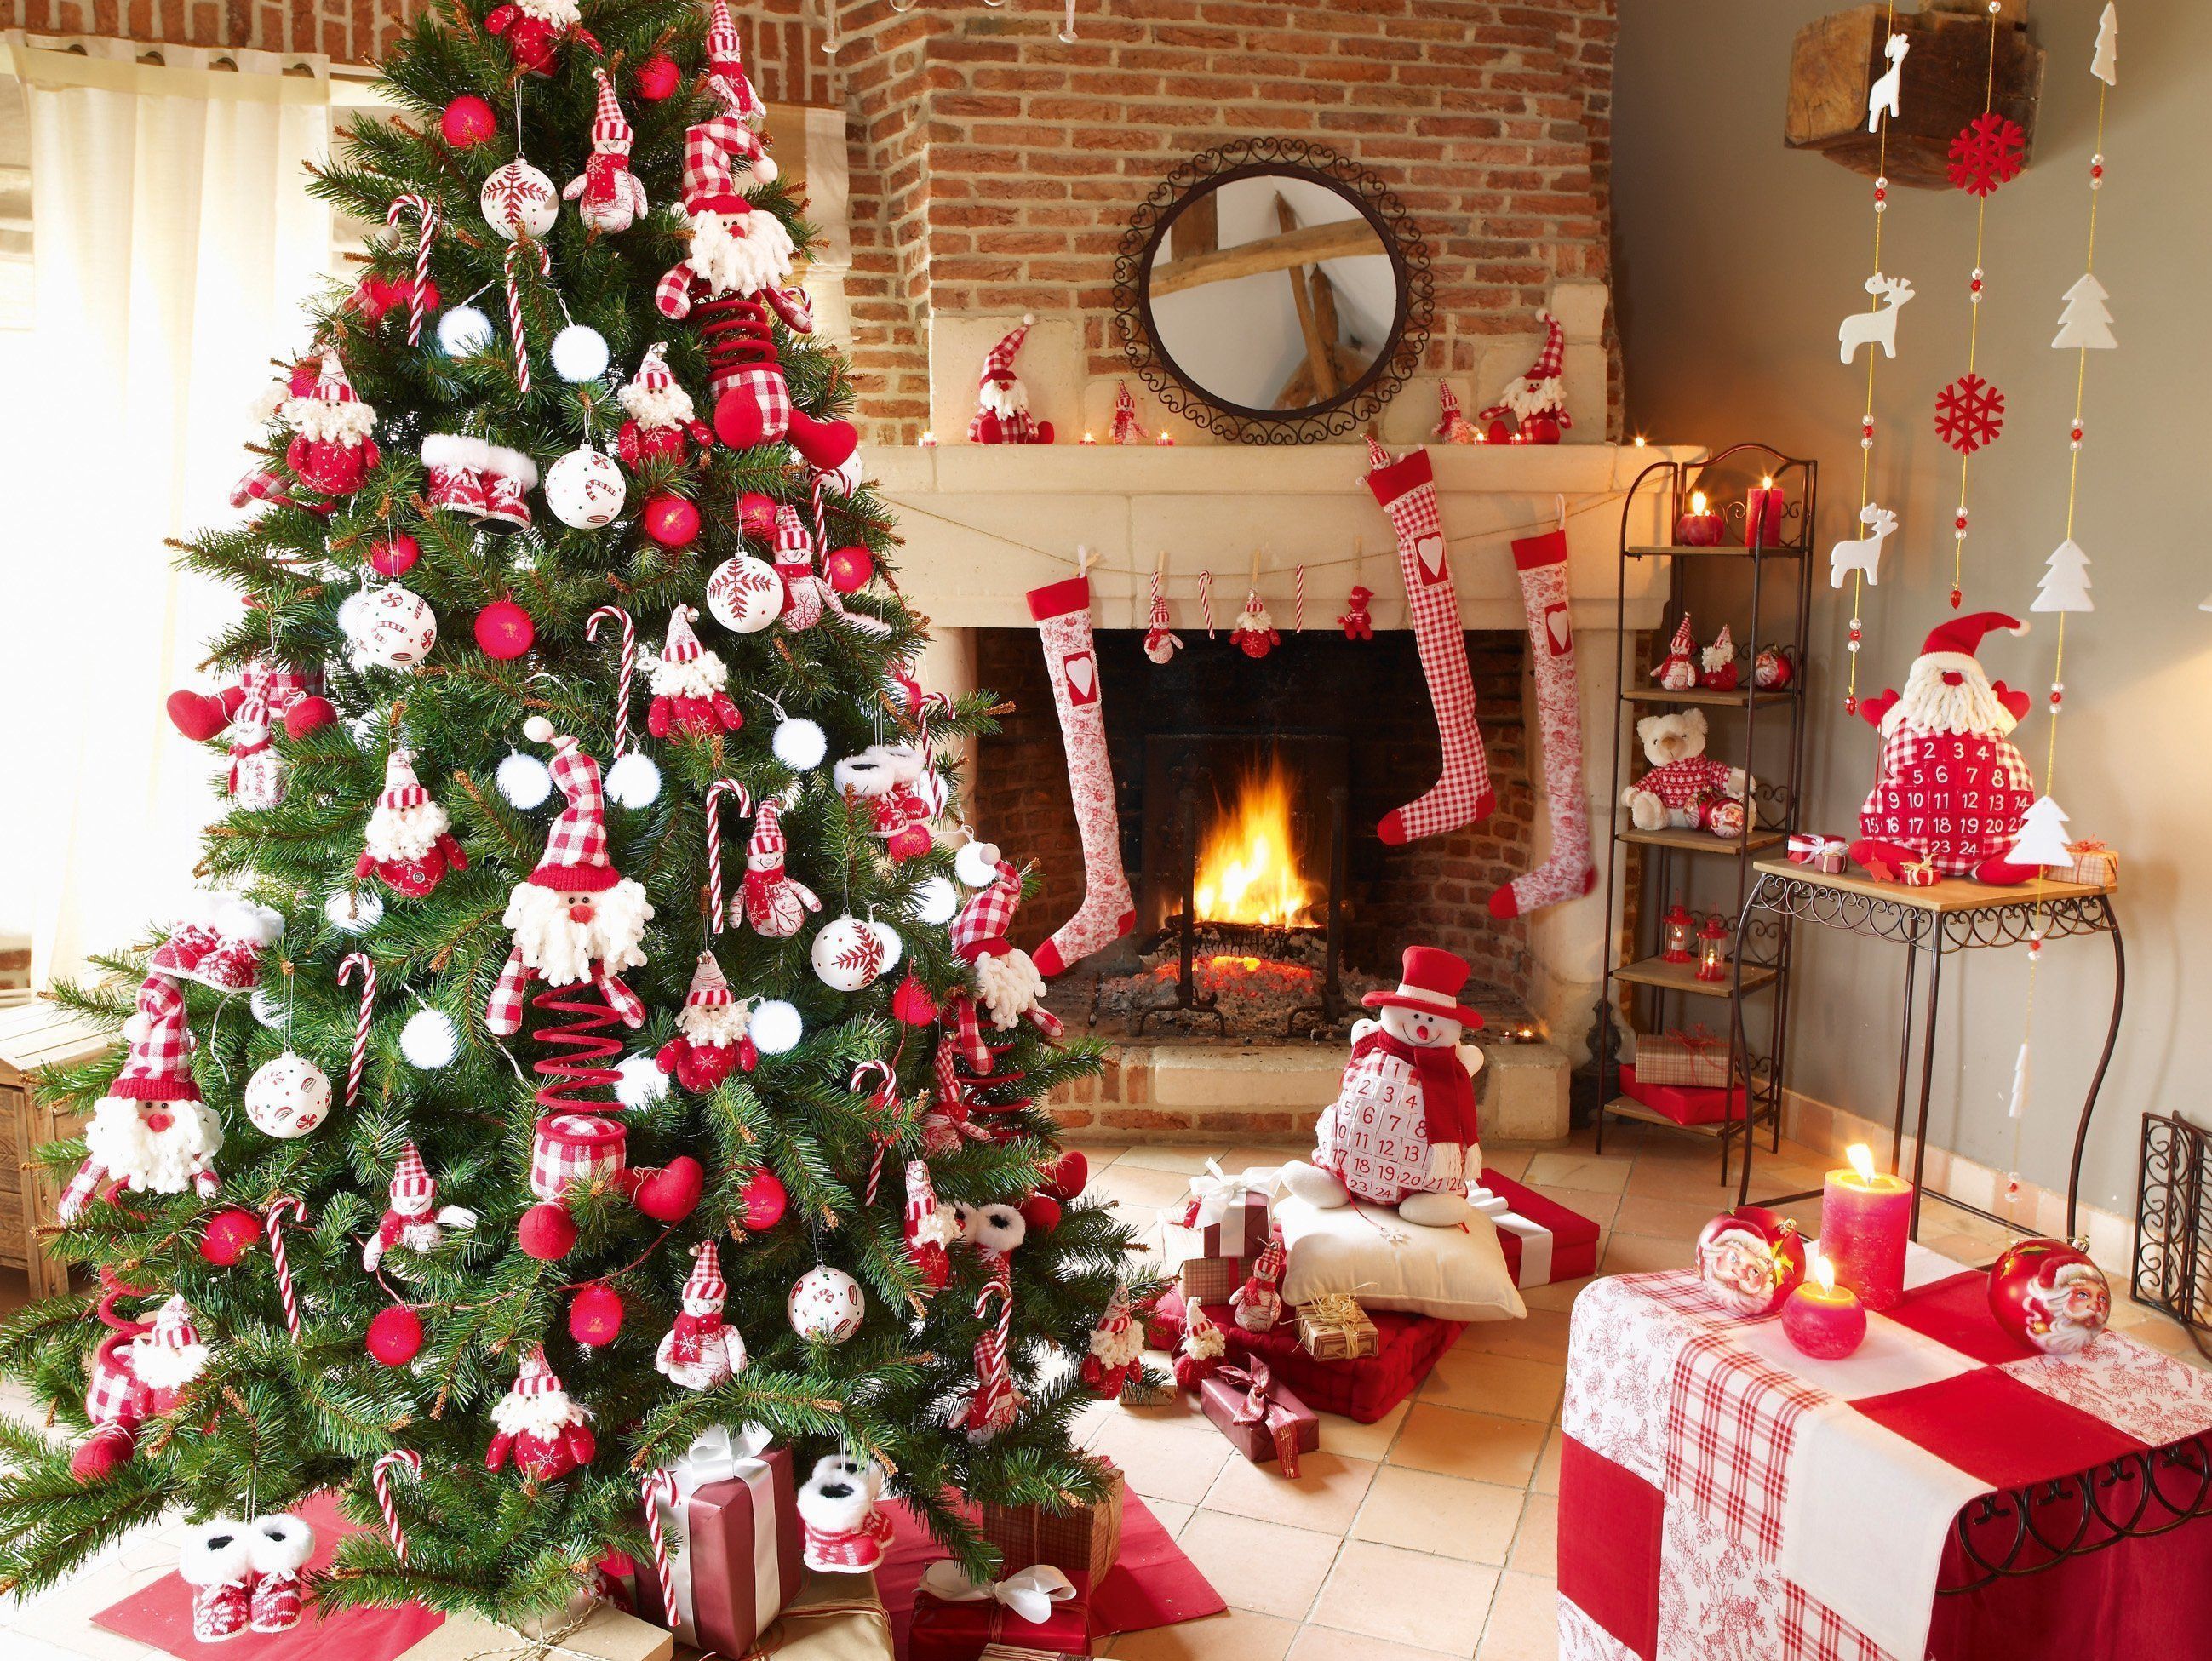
left=484, top=1345, right=596, bottom=1482
left=58, top=971, right=225, bottom=1221
left=645, top=604, right=742, bottom=738
left=656, top=951, right=757, bottom=1093
left=615, top=342, right=711, bottom=468
left=1849, top=612, right=2040, bottom=884
left=355, top=748, right=468, bottom=897
left=968, top=316, right=1054, bottom=445
left=71, top=1283, right=213, bottom=1481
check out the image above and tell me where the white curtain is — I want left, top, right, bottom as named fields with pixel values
left=0, top=38, right=333, bottom=988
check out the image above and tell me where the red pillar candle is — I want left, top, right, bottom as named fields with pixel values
left=1782, top=1252, right=1867, bottom=1360
left=1742, top=477, right=1786, bottom=547
left=1674, top=490, right=1725, bottom=547
left=1820, top=1143, right=1911, bottom=1311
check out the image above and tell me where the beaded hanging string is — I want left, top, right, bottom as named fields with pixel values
left=1842, top=0, right=1900, bottom=714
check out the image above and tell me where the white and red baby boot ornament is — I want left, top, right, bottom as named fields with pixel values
left=1654, top=614, right=1699, bottom=690
left=1230, top=592, right=1280, bottom=660
left=1479, top=310, right=1571, bottom=443
left=798, top=1454, right=894, bottom=1573
left=1281, top=946, right=1488, bottom=1230
left=1699, top=623, right=1740, bottom=691
left=834, top=742, right=944, bottom=861
left=356, top=748, right=468, bottom=897
left=645, top=604, right=742, bottom=738
left=1620, top=709, right=1747, bottom=832
left=71, top=1279, right=212, bottom=1481
left=361, top=1142, right=478, bottom=1273
left=59, top=971, right=223, bottom=1221
left=903, top=1158, right=955, bottom=1292
left=969, top=316, right=1053, bottom=444
left=180, top=1519, right=255, bottom=1642
left=485, top=1345, right=597, bottom=1482
left=1080, top=1285, right=1144, bottom=1398
left=484, top=0, right=599, bottom=75
left=247, top=1514, right=315, bottom=1634
left=615, top=344, right=712, bottom=467
left=946, top=856, right=1063, bottom=1072
left=951, top=1202, right=1029, bottom=1442
left=422, top=433, right=492, bottom=519
left=656, top=951, right=757, bottom=1092
left=738, top=798, right=822, bottom=939
left=1230, top=1229, right=1288, bottom=1333
left=284, top=351, right=380, bottom=501
left=564, top=70, right=647, bottom=233
left=656, top=1240, right=748, bottom=1389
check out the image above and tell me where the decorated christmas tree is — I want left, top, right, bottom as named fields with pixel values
left=0, top=0, right=1135, bottom=1627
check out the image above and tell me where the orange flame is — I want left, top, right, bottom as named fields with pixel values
left=1190, top=755, right=1321, bottom=927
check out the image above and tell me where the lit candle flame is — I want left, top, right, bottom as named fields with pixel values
left=1812, top=1251, right=1837, bottom=1295
left=1847, top=1143, right=1877, bottom=1183
left=1690, top=490, right=1708, bottom=515
left=1762, top=474, right=1774, bottom=490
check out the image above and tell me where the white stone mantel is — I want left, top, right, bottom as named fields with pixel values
left=869, top=442, right=1703, bottom=634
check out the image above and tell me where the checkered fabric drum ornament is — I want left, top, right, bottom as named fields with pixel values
left=530, top=1113, right=628, bottom=1201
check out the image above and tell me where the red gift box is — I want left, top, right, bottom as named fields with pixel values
left=1786, top=833, right=1848, bottom=873
left=631, top=1432, right=802, bottom=1655
left=909, top=1564, right=1091, bottom=1660
left=1476, top=1169, right=1602, bottom=1288
left=1199, top=1362, right=1320, bottom=1475
left=1620, top=1063, right=1746, bottom=1127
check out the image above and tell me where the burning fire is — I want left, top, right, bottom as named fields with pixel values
left=1191, top=756, right=1321, bottom=927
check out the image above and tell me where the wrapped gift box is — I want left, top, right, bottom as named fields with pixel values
left=1787, top=833, right=1848, bottom=873
left=396, top=1604, right=671, bottom=1661
left=1296, top=1293, right=1378, bottom=1361
left=1630, top=1028, right=1731, bottom=1088
left=745, top=1567, right=893, bottom=1660
left=1175, top=1188, right=1272, bottom=1260
left=1199, top=1363, right=1321, bottom=1475
left=1474, top=1170, right=1602, bottom=1289
left=1176, top=1254, right=1248, bottom=1304
left=909, top=1567, right=1091, bottom=1660
left=2058, top=840, right=2117, bottom=886
left=978, top=1647, right=1082, bottom=1660
left=1620, top=1064, right=1746, bottom=1128
left=980, top=1466, right=1125, bottom=1588
left=1162, top=1297, right=1459, bottom=1423
left=630, top=1430, right=802, bottom=1656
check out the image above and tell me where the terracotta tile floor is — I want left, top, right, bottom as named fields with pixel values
left=2, top=1121, right=2204, bottom=1661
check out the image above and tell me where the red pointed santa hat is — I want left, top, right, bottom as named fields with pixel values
left=682, top=1240, right=726, bottom=1306
left=703, top=0, right=766, bottom=125
left=773, top=505, right=812, bottom=564
left=750, top=798, right=789, bottom=862
left=512, top=1344, right=563, bottom=1397
left=314, top=350, right=360, bottom=405
left=390, top=1142, right=435, bottom=1209
left=685, top=951, right=732, bottom=1008
left=1522, top=312, right=1565, bottom=382
left=519, top=719, right=619, bottom=894
left=587, top=68, right=633, bottom=154
left=108, top=972, right=201, bottom=1103
left=1662, top=615, right=1695, bottom=662
left=381, top=748, right=429, bottom=811
left=950, top=859, right=1020, bottom=963
left=978, top=316, right=1034, bottom=392
left=661, top=604, right=705, bottom=665
left=1916, top=610, right=2026, bottom=676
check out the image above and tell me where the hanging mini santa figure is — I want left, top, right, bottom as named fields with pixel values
left=232, top=360, right=318, bottom=509
left=1654, top=615, right=1699, bottom=690
left=362, top=1142, right=478, bottom=1273
left=833, top=742, right=945, bottom=861
left=1852, top=612, right=2040, bottom=884
left=944, top=856, right=1063, bottom=1074
left=72, top=1280, right=212, bottom=1481
left=1338, top=584, right=1375, bottom=641
left=903, top=1159, right=955, bottom=1292
left=356, top=748, right=468, bottom=897
left=797, top=1454, right=895, bottom=1573
left=1230, top=1229, right=1287, bottom=1333
left=485, top=1345, right=597, bottom=1482
left=948, top=1202, right=1028, bottom=1442
left=1699, top=623, right=1739, bottom=691
left=1173, top=1300, right=1227, bottom=1390
left=656, top=951, right=757, bottom=1093
left=564, top=70, right=647, bottom=233
left=738, top=798, right=822, bottom=939
left=645, top=605, right=742, bottom=738
left=485, top=719, right=656, bottom=1039
left=615, top=344, right=712, bottom=467
left=1080, top=1285, right=1144, bottom=1398
left=1231, top=591, right=1280, bottom=661
left=968, top=316, right=1054, bottom=445
left=58, top=972, right=223, bottom=1222
left=483, top=0, right=600, bottom=76
left=1479, top=311, right=1571, bottom=443
left=1143, top=584, right=1183, bottom=664
left=656, top=1240, right=748, bottom=1389
left=283, top=351, right=380, bottom=501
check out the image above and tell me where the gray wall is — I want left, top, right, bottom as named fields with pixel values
left=1612, top=0, right=2212, bottom=1217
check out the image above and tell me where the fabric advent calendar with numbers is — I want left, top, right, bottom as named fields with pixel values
left=1859, top=724, right=2037, bottom=877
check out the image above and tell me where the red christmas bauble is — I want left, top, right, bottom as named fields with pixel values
left=283, top=696, right=337, bottom=740
left=367, top=1304, right=425, bottom=1366
left=644, top=494, right=702, bottom=550
left=823, top=545, right=874, bottom=594
left=1988, top=1237, right=2111, bottom=1355
left=1693, top=1206, right=1808, bottom=1317
left=737, top=491, right=780, bottom=540
left=633, top=53, right=681, bottom=101
left=475, top=599, right=536, bottom=660
left=518, top=1200, right=579, bottom=1261
left=891, top=973, right=938, bottom=1028
left=569, top=1283, right=626, bottom=1349
left=440, top=94, right=497, bottom=149
left=740, top=1166, right=788, bottom=1231
left=199, top=1207, right=261, bottom=1266
left=1044, top=1149, right=1089, bottom=1202
left=1018, top=1193, right=1063, bottom=1235
left=633, top=1156, right=705, bottom=1223
left=370, top=534, right=420, bottom=577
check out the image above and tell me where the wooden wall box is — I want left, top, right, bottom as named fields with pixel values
left=0, top=1002, right=112, bottom=1300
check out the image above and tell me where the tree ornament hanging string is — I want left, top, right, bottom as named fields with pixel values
left=585, top=605, right=638, bottom=756
left=1843, top=0, right=1899, bottom=714
left=384, top=193, right=438, bottom=347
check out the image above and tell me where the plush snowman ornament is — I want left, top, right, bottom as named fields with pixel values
left=361, top=1142, right=477, bottom=1273
left=1281, top=945, right=1485, bottom=1229
left=797, top=1453, right=894, bottom=1573
left=656, top=1240, right=748, bottom=1389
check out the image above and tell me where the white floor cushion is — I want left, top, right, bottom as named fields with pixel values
left=1275, top=1192, right=1528, bottom=1323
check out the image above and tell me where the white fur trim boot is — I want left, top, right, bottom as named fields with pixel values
left=422, top=433, right=490, bottom=518
left=180, top=1519, right=257, bottom=1644
left=481, top=445, right=539, bottom=530
left=797, top=1453, right=890, bottom=1572
left=248, top=1513, right=316, bottom=1632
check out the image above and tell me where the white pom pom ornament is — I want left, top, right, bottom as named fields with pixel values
left=399, top=1007, right=460, bottom=1069
left=244, top=1051, right=332, bottom=1138
left=868, top=919, right=904, bottom=974
left=811, top=915, right=888, bottom=993
left=788, top=1265, right=865, bottom=1343
left=751, top=999, right=804, bottom=1056
left=954, top=839, right=1002, bottom=889
left=544, top=444, right=627, bottom=530
left=773, top=718, right=828, bottom=771
left=324, top=888, right=383, bottom=934
left=550, top=324, right=610, bottom=384
left=497, top=750, right=553, bottom=809
left=615, top=1052, right=669, bottom=1108
left=604, top=750, right=662, bottom=808
left=909, top=876, right=960, bottom=926
left=438, top=305, right=496, bottom=357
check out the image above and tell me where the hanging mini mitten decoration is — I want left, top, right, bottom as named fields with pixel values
left=797, top=1454, right=895, bottom=1573
left=59, top=971, right=222, bottom=1221
left=656, top=1240, right=748, bottom=1389
left=615, top=344, right=712, bottom=467
left=1338, top=584, right=1375, bottom=640
left=1434, top=381, right=1481, bottom=444
left=738, top=798, right=822, bottom=939
left=247, top=1514, right=316, bottom=1635
left=945, top=857, right=1063, bottom=1072
left=903, top=1159, right=955, bottom=1292
left=1173, top=1300, right=1227, bottom=1390
left=166, top=656, right=327, bottom=747
left=656, top=952, right=757, bottom=1093
left=484, top=0, right=599, bottom=75
left=1080, top=1285, right=1144, bottom=1400
left=1699, top=623, right=1739, bottom=691
left=969, top=315, right=1054, bottom=444
left=356, top=748, right=468, bottom=897
left=180, top=1520, right=256, bottom=1644
left=283, top=351, right=379, bottom=500
left=1231, top=591, right=1280, bottom=660
left=834, top=742, right=944, bottom=861
left=564, top=70, right=647, bottom=232
left=361, top=1143, right=478, bottom=1273
left=1654, top=614, right=1699, bottom=690
left=70, top=1281, right=212, bottom=1481
left=1231, top=1228, right=1288, bottom=1333
left=645, top=605, right=742, bottom=738
left=954, top=1202, right=1028, bottom=1442
left=1110, top=379, right=1146, bottom=444
left=484, top=1346, right=597, bottom=1481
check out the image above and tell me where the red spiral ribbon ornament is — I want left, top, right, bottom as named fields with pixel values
left=372, top=1448, right=422, bottom=1562
left=639, top=1469, right=680, bottom=1627
left=505, top=238, right=551, bottom=397
left=384, top=193, right=438, bottom=347
left=337, top=951, right=375, bottom=1112
left=703, top=777, right=753, bottom=932
left=529, top=982, right=628, bottom=1114
left=851, top=1057, right=897, bottom=1204
left=585, top=605, right=638, bottom=757
left=264, top=1194, right=309, bottom=1341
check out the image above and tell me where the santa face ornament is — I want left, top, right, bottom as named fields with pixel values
left=1694, top=1207, right=1808, bottom=1318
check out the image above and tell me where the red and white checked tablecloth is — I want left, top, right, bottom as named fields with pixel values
left=1560, top=1245, right=2212, bottom=1661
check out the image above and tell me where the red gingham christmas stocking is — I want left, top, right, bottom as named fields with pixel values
left=1364, top=442, right=1495, bottom=844
left=1490, top=528, right=1596, bottom=918
left=1026, top=576, right=1133, bottom=976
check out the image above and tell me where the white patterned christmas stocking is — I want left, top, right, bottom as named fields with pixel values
left=1491, top=528, right=1596, bottom=918
left=1026, top=576, right=1133, bottom=976
left=1364, top=441, right=1495, bottom=845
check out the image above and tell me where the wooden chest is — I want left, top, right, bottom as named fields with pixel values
left=0, top=1001, right=113, bottom=1300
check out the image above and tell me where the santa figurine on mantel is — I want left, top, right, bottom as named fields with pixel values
left=968, top=316, right=1054, bottom=445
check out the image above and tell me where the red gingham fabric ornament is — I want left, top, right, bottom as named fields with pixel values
left=531, top=735, right=618, bottom=893
left=682, top=1238, right=728, bottom=1305
left=109, top=972, right=200, bottom=1102
left=587, top=66, right=631, bottom=150
left=702, top=0, right=767, bottom=126
left=530, top=1112, right=629, bottom=1201
left=950, top=859, right=1022, bottom=963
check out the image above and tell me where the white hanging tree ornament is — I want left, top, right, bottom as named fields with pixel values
left=1828, top=503, right=1898, bottom=589
left=2031, top=538, right=2095, bottom=613
left=1866, top=32, right=1909, bottom=130
left=2092, top=3, right=2117, bottom=87
left=2051, top=273, right=2117, bottom=351
left=1837, top=272, right=1915, bottom=364
left=2005, top=794, right=2074, bottom=869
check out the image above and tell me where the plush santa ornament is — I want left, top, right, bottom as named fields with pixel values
left=71, top=1280, right=212, bottom=1481
left=485, top=1345, right=596, bottom=1481
left=944, top=856, right=1063, bottom=1073
left=232, top=360, right=319, bottom=509
left=656, top=952, right=757, bottom=1093
left=1479, top=310, right=1570, bottom=443
left=564, top=70, right=647, bottom=233
left=1852, top=612, right=2040, bottom=884
left=615, top=343, right=712, bottom=468
left=484, top=719, right=656, bottom=1039
left=903, top=1159, right=955, bottom=1292
left=968, top=316, right=1054, bottom=445
left=1080, top=1285, right=1144, bottom=1399
left=58, top=973, right=223, bottom=1222
left=645, top=605, right=742, bottom=739
left=1231, top=593, right=1280, bottom=661
left=1620, top=709, right=1749, bottom=833
left=1172, top=1300, right=1226, bottom=1390
left=1230, top=1229, right=1287, bottom=1333
left=652, top=51, right=789, bottom=320
left=947, top=1202, right=1028, bottom=1442
left=1434, top=381, right=1481, bottom=444
left=1281, top=945, right=1486, bottom=1229
left=833, top=742, right=945, bottom=861
left=797, top=1453, right=894, bottom=1573
left=483, top=0, right=599, bottom=75
left=1699, top=623, right=1739, bottom=691
left=737, top=798, right=821, bottom=939
left=355, top=748, right=468, bottom=897
left=1653, top=615, right=1699, bottom=690
left=656, top=1240, right=748, bottom=1389
left=361, top=1142, right=478, bottom=1273
left=283, top=351, right=379, bottom=500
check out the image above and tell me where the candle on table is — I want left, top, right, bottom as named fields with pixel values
left=1743, top=475, right=1786, bottom=547
left=1674, top=490, right=1725, bottom=547
left=1782, top=1251, right=1867, bottom=1360
left=1820, top=1143, right=1911, bottom=1311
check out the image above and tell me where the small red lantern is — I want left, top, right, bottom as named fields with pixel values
left=1694, top=914, right=1732, bottom=982
left=1693, top=1206, right=1807, bottom=1317
left=1988, top=1238, right=2111, bottom=1355
left=1661, top=903, right=1695, bottom=964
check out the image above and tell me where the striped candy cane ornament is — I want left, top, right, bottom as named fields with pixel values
left=372, top=1448, right=422, bottom=1562
left=505, top=239, right=551, bottom=397
left=703, top=778, right=753, bottom=931
left=1294, top=563, right=1306, bottom=633
left=851, top=1058, right=897, bottom=1204
left=384, top=194, right=438, bottom=347
left=585, top=605, right=638, bottom=756
left=337, top=952, right=376, bottom=1111
left=265, top=1195, right=309, bottom=1341
left=1198, top=569, right=1216, bottom=638
left=639, top=1469, right=681, bottom=1627
left=966, top=1255, right=1017, bottom=1435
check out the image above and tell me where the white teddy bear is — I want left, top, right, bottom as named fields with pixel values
left=1619, top=709, right=1750, bottom=833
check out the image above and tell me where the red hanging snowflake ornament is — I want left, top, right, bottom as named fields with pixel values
left=1946, top=112, right=2026, bottom=198
left=1934, top=373, right=2006, bottom=455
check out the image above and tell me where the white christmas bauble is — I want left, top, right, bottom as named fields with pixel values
left=773, top=717, right=828, bottom=771
left=544, top=444, right=628, bottom=530
left=909, top=875, right=959, bottom=926
left=751, top=999, right=803, bottom=1055
left=481, top=160, right=559, bottom=240
left=244, top=1051, right=331, bottom=1138
left=954, top=839, right=1001, bottom=888
left=325, top=887, right=383, bottom=933
left=811, top=914, right=888, bottom=993
left=615, top=1051, right=668, bottom=1108
left=350, top=586, right=438, bottom=667
left=868, top=920, right=903, bottom=974
left=438, top=305, right=496, bottom=357
left=706, top=553, right=783, bottom=633
left=337, top=588, right=373, bottom=639
left=788, top=1265, right=865, bottom=1343
left=604, top=750, right=662, bottom=808
left=497, top=750, right=554, bottom=809
left=399, top=1007, right=459, bottom=1069
left=550, top=324, right=611, bottom=384
left=250, top=986, right=285, bottom=1028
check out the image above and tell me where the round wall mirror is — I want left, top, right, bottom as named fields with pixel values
left=1115, top=139, right=1432, bottom=444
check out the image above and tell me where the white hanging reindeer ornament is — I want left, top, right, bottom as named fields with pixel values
left=1866, top=32, right=1909, bottom=131
left=1838, top=273, right=1915, bottom=364
left=1829, top=503, right=1899, bottom=588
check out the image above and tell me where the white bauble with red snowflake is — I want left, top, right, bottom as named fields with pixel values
left=244, top=1051, right=332, bottom=1139
left=706, top=553, right=782, bottom=633
left=480, top=161, right=559, bottom=240
left=788, top=1266, right=864, bottom=1343
left=811, top=914, right=888, bottom=993
left=544, top=444, right=627, bottom=530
